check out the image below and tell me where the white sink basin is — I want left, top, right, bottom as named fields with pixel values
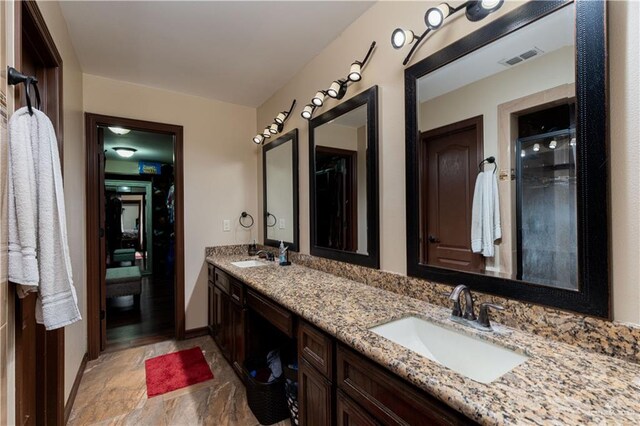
left=369, top=316, right=528, bottom=384
left=230, top=260, right=270, bottom=268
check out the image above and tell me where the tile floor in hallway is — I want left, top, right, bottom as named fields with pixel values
left=68, top=335, right=291, bottom=426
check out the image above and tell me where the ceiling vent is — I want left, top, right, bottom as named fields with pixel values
left=499, top=47, right=545, bottom=67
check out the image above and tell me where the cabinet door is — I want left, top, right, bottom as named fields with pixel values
left=231, top=304, right=246, bottom=376
left=213, top=286, right=232, bottom=361
left=337, top=390, right=379, bottom=426
left=208, top=282, right=215, bottom=336
left=299, top=358, right=333, bottom=426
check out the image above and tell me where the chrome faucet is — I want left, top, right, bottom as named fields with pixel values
left=448, top=285, right=504, bottom=331
left=255, top=250, right=275, bottom=261
left=449, top=284, right=476, bottom=320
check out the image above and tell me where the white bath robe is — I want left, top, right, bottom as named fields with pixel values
left=8, top=107, right=81, bottom=330
left=471, top=171, right=502, bottom=257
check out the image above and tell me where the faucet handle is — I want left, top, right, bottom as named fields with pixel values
left=477, top=303, right=504, bottom=328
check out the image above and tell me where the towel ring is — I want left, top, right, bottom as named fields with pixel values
left=479, top=156, right=497, bottom=174
left=239, top=211, right=254, bottom=229
left=266, top=212, right=277, bottom=228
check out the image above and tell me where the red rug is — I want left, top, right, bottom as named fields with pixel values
left=145, top=346, right=214, bottom=397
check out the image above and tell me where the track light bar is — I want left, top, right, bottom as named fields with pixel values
left=393, top=0, right=504, bottom=66
left=302, top=41, right=376, bottom=121
left=252, top=99, right=296, bottom=145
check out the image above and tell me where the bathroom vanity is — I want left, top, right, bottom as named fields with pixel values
left=206, top=252, right=640, bottom=425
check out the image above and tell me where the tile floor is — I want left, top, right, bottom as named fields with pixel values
left=68, top=335, right=291, bottom=426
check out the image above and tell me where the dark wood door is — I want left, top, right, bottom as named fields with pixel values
left=315, top=146, right=358, bottom=252
left=421, top=116, right=484, bottom=273
left=213, top=287, right=231, bottom=360
left=299, top=357, right=333, bottom=426
left=14, top=1, right=65, bottom=425
left=230, top=304, right=246, bottom=376
left=336, top=390, right=378, bottom=426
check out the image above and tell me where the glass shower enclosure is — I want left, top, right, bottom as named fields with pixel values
left=516, top=128, right=577, bottom=290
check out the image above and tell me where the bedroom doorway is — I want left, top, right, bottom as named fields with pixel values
left=86, top=114, right=185, bottom=358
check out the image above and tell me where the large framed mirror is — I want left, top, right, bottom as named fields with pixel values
left=405, top=0, right=608, bottom=317
left=263, top=129, right=299, bottom=251
left=310, top=86, right=379, bottom=268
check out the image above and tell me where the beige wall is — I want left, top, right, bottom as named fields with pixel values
left=257, top=1, right=640, bottom=324
left=83, top=74, right=258, bottom=330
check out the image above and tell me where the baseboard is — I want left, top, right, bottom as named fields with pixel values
left=64, top=353, right=88, bottom=424
left=184, top=326, right=209, bottom=339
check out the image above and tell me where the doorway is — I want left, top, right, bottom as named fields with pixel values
left=420, top=116, right=484, bottom=273
left=86, top=114, right=184, bottom=359
left=315, top=146, right=358, bottom=252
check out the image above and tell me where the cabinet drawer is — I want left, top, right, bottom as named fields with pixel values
left=246, top=289, right=293, bottom=337
left=214, top=268, right=231, bottom=294
left=337, top=390, right=379, bottom=426
left=336, top=345, right=473, bottom=426
left=299, top=320, right=334, bottom=380
left=230, top=280, right=244, bottom=306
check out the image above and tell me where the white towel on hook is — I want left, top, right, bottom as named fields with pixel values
left=8, top=106, right=81, bottom=330
left=471, top=171, right=502, bottom=257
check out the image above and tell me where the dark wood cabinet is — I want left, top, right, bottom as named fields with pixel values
left=299, top=357, right=333, bottom=426
left=212, top=285, right=232, bottom=361
left=210, top=268, right=246, bottom=376
left=208, top=264, right=473, bottom=426
left=336, top=390, right=379, bottom=426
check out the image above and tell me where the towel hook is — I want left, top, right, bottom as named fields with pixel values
left=7, top=66, right=40, bottom=116
left=479, top=156, right=497, bottom=174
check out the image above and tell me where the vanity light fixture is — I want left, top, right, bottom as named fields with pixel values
left=569, top=138, right=576, bottom=147
left=302, top=41, right=376, bottom=121
left=113, top=147, right=137, bottom=158
left=252, top=99, right=296, bottom=145
left=108, top=126, right=131, bottom=135
left=520, top=149, right=526, bottom=158
left=549, top=139, right=557, bottom=149
left=392, top=0, right=504, bottom=65
left=533, top=143, right=540, bottom=152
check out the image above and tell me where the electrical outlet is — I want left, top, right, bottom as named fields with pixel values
left=223, top=220, right=231, bottom=232
left=279, top=218, right=285, bottom=229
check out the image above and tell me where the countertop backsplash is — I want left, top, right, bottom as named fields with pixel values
left=205, top=244, right=640, bottom=364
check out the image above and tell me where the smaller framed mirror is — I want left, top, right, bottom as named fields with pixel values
left=263, top=129, right=299, bottom=251
left=309, top=86, right=379, bottom=268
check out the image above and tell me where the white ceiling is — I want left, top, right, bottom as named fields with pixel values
left=59, top=1, right=375, bottom=107
left=103, top=127, right=175, bottom=163
left=418, top=4, right=574, bottom=102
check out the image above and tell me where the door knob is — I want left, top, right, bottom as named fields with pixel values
left=428, top=235, right=440, bottom=243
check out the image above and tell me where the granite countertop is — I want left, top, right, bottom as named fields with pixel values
left=206, top=254, right=640, bottom=425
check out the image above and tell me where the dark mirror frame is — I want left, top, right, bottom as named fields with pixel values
left=309, top=86, right=380, bottom=268
left=263, top=128, right=299, bottom=252
left=405, top=0, right=609, bottom=318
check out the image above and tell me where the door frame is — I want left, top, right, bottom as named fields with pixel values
left=85, top=113, right=185, bottom=360
left=14, top=1, right=65, bottom=424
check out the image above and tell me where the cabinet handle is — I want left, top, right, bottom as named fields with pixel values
left=232, top=293, right=240, bottom=302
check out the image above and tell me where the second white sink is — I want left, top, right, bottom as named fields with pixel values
left=231, top=260, right=269, bottom=268
left=369, top=316, right=528, bottom=384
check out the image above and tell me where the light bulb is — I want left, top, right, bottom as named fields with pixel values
left=274, top=112, right=287, bottom=125
left=481, top=0, right=502, bottom=11
left=312, top=91, right=325, bottom=107
left=569, top=138, right=576, bottom=147
left=348, top=62, right=362, bottom=82
left=301, top=104, right=315, bottom=120
left=114, top=147, right=136, bottom=158
left=262, top=129, right=271, bottom=138
left=253, top=134, right=264, bottom=145
left=425, top=4, right=450, bottom=30
left=533, top=143, right=540, bottom=152
left=269, top=123, right=279, bottom=134
left=521, top=149, right=526, bottom=158
left=391, top=28, right=415, bottom=49
left=549, top=139, right=557, bottom=149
